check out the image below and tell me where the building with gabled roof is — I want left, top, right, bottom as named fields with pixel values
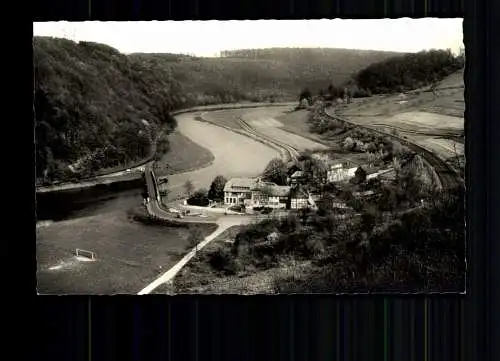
left=327, top=163, right=359, bottom=183
left=224, top=177, right=291, bottom=209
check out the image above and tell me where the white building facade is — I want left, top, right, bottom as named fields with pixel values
left=224, top=178, right=290, bottom=209
left=327, top=164, right=358, bottom=183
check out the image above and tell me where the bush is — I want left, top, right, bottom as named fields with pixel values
left=208, top=248, right=240, bottom=275
left=304, top=235, right=326, bottom=257
left=342, top=137, right=355, bottom=151
left=187, top=189, right=209, bottom=206
left=229, top=204, right=246, bottom=213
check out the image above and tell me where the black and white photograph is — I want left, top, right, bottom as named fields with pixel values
left=34, top=19, right=465, bottom=294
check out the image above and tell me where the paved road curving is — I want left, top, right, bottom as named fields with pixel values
left=138, top=104, right=320, bottom=294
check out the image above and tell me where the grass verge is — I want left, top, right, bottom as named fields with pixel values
left=155, top=131, right=215, bottom=176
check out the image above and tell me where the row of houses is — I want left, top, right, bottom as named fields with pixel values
left=223, top=153, right=393, bottom=211
left=223, top=174, right=374, bottom=211
left=288, top=157, right=360, bottom=186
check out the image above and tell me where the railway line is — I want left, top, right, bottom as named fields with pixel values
left=322, top=107, right=463, bottom=189
left=368, top=123, right=463, bottom=139
left=236, top=116, right=301, bottom=163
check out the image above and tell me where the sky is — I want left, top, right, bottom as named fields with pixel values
left=33, top=19, right=463, bottom=57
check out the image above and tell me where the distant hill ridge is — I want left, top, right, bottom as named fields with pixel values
left=129, top=47, right=402, bottom=102
left=34, top=37, right=456, bottom=184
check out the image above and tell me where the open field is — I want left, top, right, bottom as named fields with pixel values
left=411, top=135, right=465, bottom=161
left=37, top=208, right=217, bottom=294
left=155, top=130, right=214, bottom=177
left=419, top=89, right=464, bottom=118
left=340, top=69, right=464, bottom=119
left=275, top=110, right=380, bottom=166
left=340, top=89, right=464, bottom=120
left=433, top=69, right=464, bottom=90
left=200, top=109, right=248, bottom=131
left=250, top=124, right=328, bottom=153
left=275, top=109, right=348, bottom=151
left=355, top=111, right=463, bottom=135
left=240, top=107, right=329, bottom=152
left=275, top=109, right=315, bottom=136
left=340, top=69, right=464, bottom=120
left=333, top=70, right=465, bottom=165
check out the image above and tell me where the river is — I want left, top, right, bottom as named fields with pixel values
left=36, top=110, right=280, bottom=224
left=36, top=107, right=292, bottom=293
left=160, top=112, right=281, bottom=200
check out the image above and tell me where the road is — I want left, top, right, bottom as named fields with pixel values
left=140, top=163, right=259, bottom=294
left=140, top=99, right=462, bottom=294
left=137, top=215, right=255, bottom=294
left=138, top=103, right=324, bottom=293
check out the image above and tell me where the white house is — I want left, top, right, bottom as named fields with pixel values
left=327, top=163, right=358, bottom=183
left=224, top=177, right=290, bottom=209
left=223, top=178, right=254, bottom=206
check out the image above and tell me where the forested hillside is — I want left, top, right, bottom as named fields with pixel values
left=351, top=49, right=464, bottom=94
left=33, top=38, right=403, bottom=184
left=34, top=37, right=181, bottom=184
left=131, top=47, right=402, bottom=104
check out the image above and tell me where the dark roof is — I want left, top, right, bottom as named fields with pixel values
left=287, top=164, right=302, bottom=176
left=269, top=185, right=291, bottom=197
left=223, top=177, right=257, bottom=192
left=254, top=182, right=291, bottom=197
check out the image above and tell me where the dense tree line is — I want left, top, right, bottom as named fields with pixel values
left=207, top=177, right=464, bottom=291
left=35, top=38, right=398, bottom=184
left=133, top=47, right=399, bottom=104
left=352, top=49, right=464, bottom=94
left=274, top=186, right=464, bottom=293
left=315, top=49, right=464, bottom=101
left=34, top=37, right=180, bottom=184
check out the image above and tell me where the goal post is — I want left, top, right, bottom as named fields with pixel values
left=75, top=249, right=96, bottom=260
